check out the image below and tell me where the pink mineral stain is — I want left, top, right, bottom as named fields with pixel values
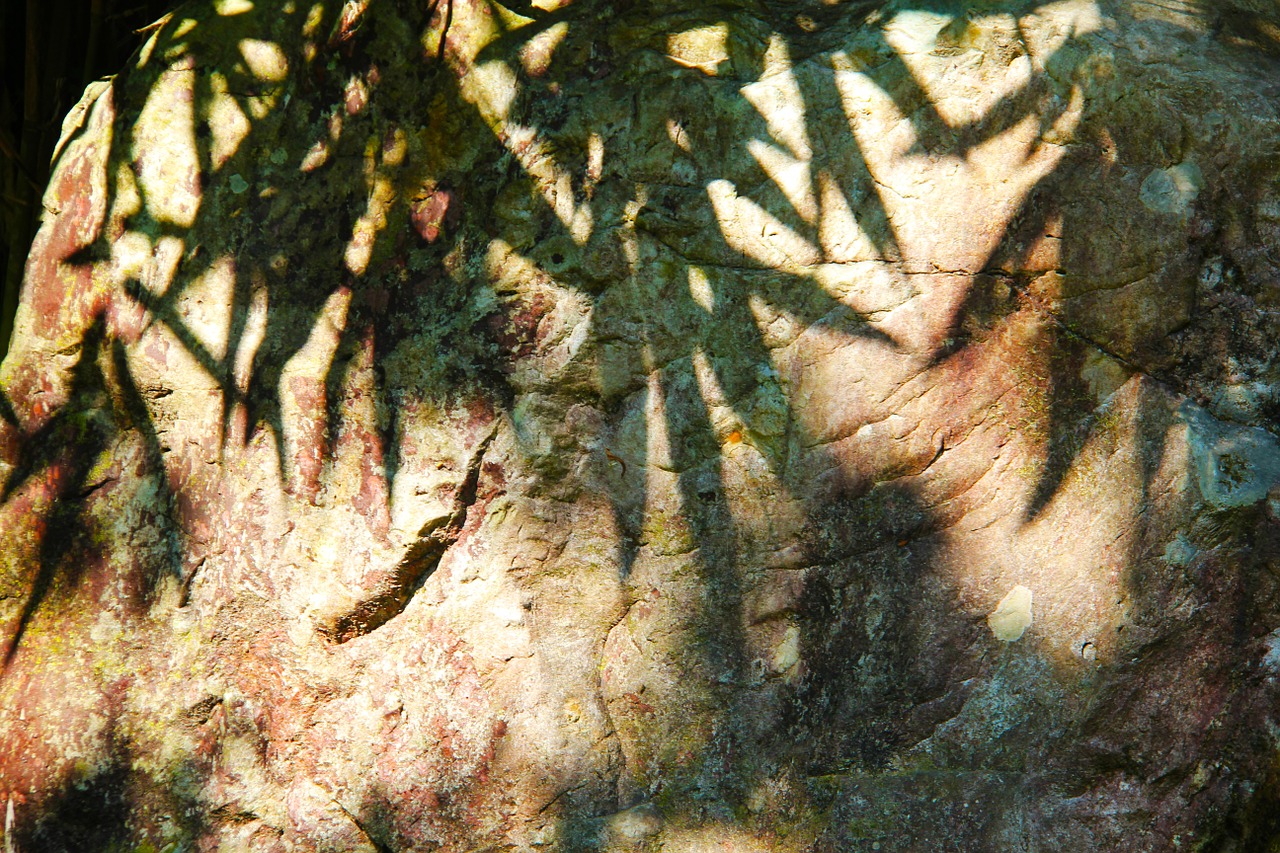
left=410, top=188, right=456, bottom=243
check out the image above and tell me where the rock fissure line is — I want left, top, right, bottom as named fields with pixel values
left=328, top=425, right=498, bottom=643
left=333, top=797, right=392, bottom=853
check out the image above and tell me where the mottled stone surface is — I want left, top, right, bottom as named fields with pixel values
left=3, top=0, right=1280, bottom=850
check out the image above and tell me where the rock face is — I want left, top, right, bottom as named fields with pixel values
left=3, top=0, right=1280, bottom=849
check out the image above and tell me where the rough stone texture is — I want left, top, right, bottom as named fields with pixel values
left=3, top=0, right=1280, bottom=850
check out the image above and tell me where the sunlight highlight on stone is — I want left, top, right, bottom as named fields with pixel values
left=665, top=118, right=691, bottom=152
left=461, top=11, right=609, bottom=247
left=502, top=140, right=599, bottom=243
left=303, top=2, right=325, bottom=36
left=502, top=124, right=594, bottom=243
left=747, top=292, right=798, bottom=351
left=814, top=263, right=914, bottom=319
left=643, top=364, right=674, bottom=473
left=133, top=68, right=201, bottom=228
left=519, top=21, right=569, bottom=77
left=881, top=11, right=1034, bottom=129
left=246, top=91, right=279, bottom=121
left=690, top=347, right=730, bottom=415
left=344, top=174, right=395, bottom=275
left=989, top=585, right=1033, bottom=641
left=239, top=39, right=290, bottom=82
left=382, top=127, right=408, bottom=167
left=687, top=267, right=714, bottom=313
left=465, top=60, right=519, bottom=131
left=882, top=9, right=954, bottom=55
left=233, top=278, right=269, bottom=398
left=585, top=132, right=604, bottom=194
left=206, top=73, right=251, bottom=169
left=282, top=289, right=352, bottom=380
left=747, top=139, right=818, bottom=224
left=665, top=24, right=729, bottom=75
left=759, top=31, right=795, bottom=80
left=214, top=0, right=254, bottom=15
left=481, top=238, right=595, bottom=384
left=280, top=288, right=351, bottom=489
left=656, top=825, right=777, bottom=853
left=831, top=60, right=1081, bottom=271
left=708, top=179, right=822, bottom=272
left=1081, top=348, right=1131, bottom=404
left=183, top=255, right=238, bottom=361
left=771, top=625, right=801, bottom=674
left=149, top=235, right=186, bottom=299
left=1140, top=162, right=1204, bottom=218
left=817, top=170, right=883, bottom=262
left=740, top=50, right=811, bottom=160
left=109, top=232, right=154, bottom=289
left=300, top=139, right=329, bottom=172
left=1022, top=0, right=1104, bottom=60
left=344, top=74, right=369, bottom=115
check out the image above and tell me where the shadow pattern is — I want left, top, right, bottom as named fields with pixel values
left=3, top=0, right=1280, bottom=849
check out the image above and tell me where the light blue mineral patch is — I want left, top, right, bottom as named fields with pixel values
left=1264, top=629, right=1280, bottom=673
left=1180, top=400, right=1280, bottom=509
left=1161, top=533, right=1196, bottom=567
left=1140, top=162, right=1204, bottom=218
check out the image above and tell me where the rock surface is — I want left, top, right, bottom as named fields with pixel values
left=3, top=0, right=1280, bottom=849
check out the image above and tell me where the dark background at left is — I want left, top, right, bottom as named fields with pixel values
left=2, top=0, right=178, bottom=359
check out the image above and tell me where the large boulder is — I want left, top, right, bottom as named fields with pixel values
left=3, top=0, right=1280, bottom=849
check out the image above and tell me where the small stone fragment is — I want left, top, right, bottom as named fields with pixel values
left=1262, top=630, right=1280, bottom=674
left=604, top=802, right=663, bottom=842
left=1139, top=162, right=1203, bottom=217
left=988, top=585, right=1034, bottom=642
left=1182, top=401, right=1280, bottom=509
left=771, top=625, right=801, bottom=673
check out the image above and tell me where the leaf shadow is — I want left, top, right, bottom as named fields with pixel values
left=3, top=0, right=1276, bottom=846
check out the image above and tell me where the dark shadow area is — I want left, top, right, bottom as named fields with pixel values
left=1, top=0, right=177, bottom=359
left=12, top=762, right=132, bottom=853
left=0, top=315, right=115, bottom=666
left=1, top=307, right=185, bottom=667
